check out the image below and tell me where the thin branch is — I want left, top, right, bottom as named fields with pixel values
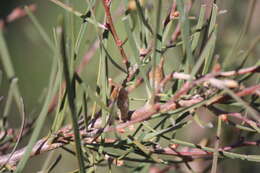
left=102, top=0, right=130, bottom=70
left=0, top=99, right=26, bottom=169
left=153, top=139, right=260, bottom=158
left=0, top=5, right=37, bottom=30
left=0, top=63, right=259, bottom=167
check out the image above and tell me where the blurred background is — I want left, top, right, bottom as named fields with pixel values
left=0, top=0, right=260, bottom=172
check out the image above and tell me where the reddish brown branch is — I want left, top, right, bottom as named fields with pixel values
left=0, top=127, right=116, bottom=167
left=210, top=84, right=260, bottom=104
left=1, top=120, right=259, bottom=167
left=0, top=120, right=34, bottom=155
left=0, top=5, right=36, bottom=30
left=48, top=40, right=100, bottom=112
left=48, top=4, right=126, bottom=112
left=163, top=0, right=177, bottom=29
left=218, top=65, right=260, bottom=77
left=153, top=139, right=260, bottom=158
left=1, top=66, right=259, bottom=167
left=172, top=65, right=260, bottom=100
left=170, top=0, right=192, bottom=43
left=224, top=113, right=260, bottom=127
left=102, top=0, right=130, bottom=70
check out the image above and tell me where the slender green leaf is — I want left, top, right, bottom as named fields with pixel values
left=142, top=121, right=189, bottom=141
left=151, top=0, right=162, bottom=99
left=128, top=135, right=165, bottom=164
left=123, top=15, right=152, bottom=93
left=191, top=28, right=217, bottom=77
left=176, top=0, right=193, bottom=73
left=25, top=6, right=55, bottom=52
left=15, top=54, right=60, bottom=173
left=224, top=0, right=257, bottom=68
left=0, top=29, right=22, bottom=113
left=202, top=4, right=218, bottom=75
left=134, top=0, right=153, bottom=34
left=211, top=116, right=222, bottom=173
left=60, top=22, right=85, bottom=172
left=191, top=5, right=206, bottom=52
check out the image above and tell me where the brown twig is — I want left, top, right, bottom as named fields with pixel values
left=1, top=63, right=259, bottom=167
left=102, top=0, right=130, bottom=70
left=218, top=65, right=260, bottom=77
left=0, top=120, right=34, bottom=155
left=172, top=65, right=260, bottom=100
left=224, top=113, right=260, bottom=127
left=153, top=139, right=260, bottom=158
left=48, top=40, right=99, bottom=112
left=0, top=100, right=26, bottom=169
left=88, top=82, right=259, bottom=135
left=163, top=0, right=177, bottom=29
left=1, top=119, right=259, bottom=167
left=127, top=77, right=144, bottom=93
left=48, top=3, right=127, bottom=113
left=0, top=5, right=36, bottom=30
left=170, top=0, right=192, bottom=43
left=210, top=84, right=260, bottom=104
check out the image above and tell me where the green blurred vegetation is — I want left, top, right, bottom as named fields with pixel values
left=0, top=0, right=260, bottom=172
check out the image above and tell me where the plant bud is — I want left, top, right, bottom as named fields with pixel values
left=117, top=88, right=129, bottom=121
left=149, top=58, right=165, bottom=92
left=128, top=0, right=145, bottom=11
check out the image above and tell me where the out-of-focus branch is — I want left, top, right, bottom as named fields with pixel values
left=0, top=120, right=34, bottom=155
left=0, top=5, right=36, bottom=30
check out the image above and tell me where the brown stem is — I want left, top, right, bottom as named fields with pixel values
left=153, top=139, right=260, bottom=158
left=1, top=67, right=259, bottom=167
left=0, top=5, right=36, bottom=30
left=102, top=0, right=130, bottom=70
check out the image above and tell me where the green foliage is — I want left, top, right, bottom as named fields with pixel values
left=0, top=0, right=260, bottom=173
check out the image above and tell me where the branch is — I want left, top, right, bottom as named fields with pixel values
left=0, top=5, right=36, bottom=30
left=1, top=82, right=259, bottom=167
left=0, top=65, right=259, bottom=168
left=102, top=0, right=130, bottom=70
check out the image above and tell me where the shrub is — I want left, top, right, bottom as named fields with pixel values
left=0, top=0, right=259, bottom=172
